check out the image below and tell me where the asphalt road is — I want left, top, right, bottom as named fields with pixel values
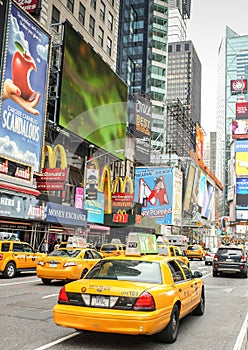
left=0, top=260, right=247, bottom=350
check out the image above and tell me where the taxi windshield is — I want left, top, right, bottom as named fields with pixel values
left=101, top=244, right=118, bottom=252
left=48, top=249, right=81, bottom=258
left=158, top=246, right=169, bottom=255
left=85, top=259, right=162, bottom=283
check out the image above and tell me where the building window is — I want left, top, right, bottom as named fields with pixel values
left=91, top=0, right=96, bottom=10
left=67, top=0, right=74, bottom=13
left=168, top=45, right=172, bottom=53
left=176, top=44, right=181, bottom=52
left=89, top=16, right=95, bottom=37
left=79, top=3, right=85, bottom=26
left=107, top=37, right=112, bottom=56
left=51, top=5, right=60, bottom=24
left=108, top=12, right=113, bottom=31
left=100, top=1, right=106, bottom=21
left=185, top=43, right=190, bottom=51
left=98, top=27, right=104, bottom=47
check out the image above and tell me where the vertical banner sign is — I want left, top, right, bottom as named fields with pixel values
left=0, top=1, right=51, bottom=172
left=0, top=0, right=9, bottom=98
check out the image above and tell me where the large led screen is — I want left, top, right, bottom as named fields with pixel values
left=59, top=23, right=127, bottom=160
left=0, top=1, right=51, bottom=172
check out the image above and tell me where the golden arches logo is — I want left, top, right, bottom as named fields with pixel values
left=42, top=144, right=67, bottom=170
left=112, top=176, right=133, bottom=194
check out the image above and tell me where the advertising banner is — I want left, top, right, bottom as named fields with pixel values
left=84, top=192, right=104, bottom=224
left=135, top=167, right=173, bottom=225
left=59, top=23, right=127, bottom=160
left=236, top=152, right=248, bottom=175
left=183, top=164, right=195, bottom=212
left=232, top=119, right=248, bottom=139
left=128, top=95, right=152, bottom=164
left=236, top=178, right=248, bottom=195
left=201, top=181, right=214, bottom=219
left=0, top=2, right=51, bottom=172
left=235, top=140, right=248, bottom=152
left=236, top=100, right=248, bottom=119
left=172, top=168, right=182, bottom=226
left=15, top=0, right=41, bottom=15
left=0, top=0, right=9, bottom=97
left=231, top=79, right=247, bottom=95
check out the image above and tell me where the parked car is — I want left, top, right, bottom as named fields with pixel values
left=0, top=240, right=45, bottom=278
left=213, top=245, right=247, bottom=278
left=204, top=247, right=218, bottom=265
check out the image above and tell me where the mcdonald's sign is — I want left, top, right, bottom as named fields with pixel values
left=36, top=145, right=68, bottom=191
left=112, top=176, right=134, bottom=212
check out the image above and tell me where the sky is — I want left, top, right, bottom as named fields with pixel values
left=187, top=0, right=248, bottom=135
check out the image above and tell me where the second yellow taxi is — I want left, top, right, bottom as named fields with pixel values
left=36, top=247, right=102, bottom=284
left=157, top=244, right=190, bottom=267
left=53, top=233, right=205, bottom=343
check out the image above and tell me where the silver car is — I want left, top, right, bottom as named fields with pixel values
left=205, top=247, right=218, bottom=265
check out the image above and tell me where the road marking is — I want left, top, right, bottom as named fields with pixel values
left=233, top=312, right=248, bottom=350
left=0, top=279, right=38, bottom=286
left=34, top=332, right=80, bottom=350
left=42, top=294, right=58, bottom=299
left=202, top=272, right=212, bottom=279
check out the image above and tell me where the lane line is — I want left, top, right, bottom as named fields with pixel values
left=0, top=279, right=38, bottom=286
left=233, top=312, right=248, bottom=350
left=42, top=294, right=58, bottom=299
left=34, top=332, right=80, bottom=350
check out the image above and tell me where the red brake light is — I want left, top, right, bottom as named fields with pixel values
left=58, top=286, right=69, bottom=303
left=0, top=254, right=3, bottom=260
left=116, top=251, right=121, bottom=255
left=241, top=255, right=247, bottom=262
left=213, top=254, right=218, bottom=261
left=205, top=252, right=210, bottom=257
left=133, top=292, right=155, bottom=311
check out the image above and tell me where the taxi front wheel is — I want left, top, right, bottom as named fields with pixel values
left=4, top=262, right=16, bottom=278
left=155, top=304, right=179, bottom=343
left=42, top=278, right=52, bottom=285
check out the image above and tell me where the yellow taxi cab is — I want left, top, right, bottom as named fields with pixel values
left=158, top=244, right=190, bottom=267
left=0, top=240, right=45, bottom=278
left=36, top=247, right=102, bottom=284
left=53, top=233, right=205, bottom=343
left=186, top=244, right=205, bottom=260
left=100, top=242, right=126, bottom=257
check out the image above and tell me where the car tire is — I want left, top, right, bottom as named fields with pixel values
left=192, top=290, right=205, bottom=316
left=205, top=261, right=208, bottom=265
left=4, top=262, right=16, bottom=278
left=155, top=304, right=179, bottom=343
left=81, top=269, right=88, bottom=278
left=42, top=278, right=52, bottom=285
left=213, top=271, right=217, bottom=277
left=242, top=271, right=248, bottom=278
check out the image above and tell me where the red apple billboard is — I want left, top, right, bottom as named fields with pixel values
left=0, top=1, right=51, bottom=172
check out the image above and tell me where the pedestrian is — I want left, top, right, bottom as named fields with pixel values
left=54, top=239, right=61, bottom=250
left=41, top=239, right=49, bottom=254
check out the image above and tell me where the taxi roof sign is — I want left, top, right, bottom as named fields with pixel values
left=125, top=233, right=158, bottom=256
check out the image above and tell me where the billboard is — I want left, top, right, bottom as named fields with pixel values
left=235, top=140, right=248, bottom=153
left=236, top=151, right=248, bottom=176
left=128, top=95, right=152, bottom=164
left=236, top=100, right=248, bottom=119
left=15, top=0, right=41, bottom=15
left=183, top=164, right=195, bottom=212
left=0, top=0, right=9, bottom=94
left=201, top=181, right=214, bottom=219
left=134, top=167, right=173, bottom=225
left=59, top=23, right=127, bottom=160
left=231, top=79, right=247, bottom=95
left=236, top=178, right=248, bottom=195
left=0, top=1, right=51, bottom=172
left=195, top=123, right=204, bottom=161
left=232, top=119, right=248, bottom=139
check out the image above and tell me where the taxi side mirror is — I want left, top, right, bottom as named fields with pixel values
left=193, top=271, right=202, bottom=278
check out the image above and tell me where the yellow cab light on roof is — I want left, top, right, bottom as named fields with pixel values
left=125, top=233, right=158, bottom=256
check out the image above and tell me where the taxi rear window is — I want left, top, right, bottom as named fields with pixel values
left=101, top=244, right=118, bottom=252
left=1, top=243, right=10, bottom=252
left=187, top=246, right=199, bottom=251
left=158, top=246, right=169, bottom=255
left=85, top=259, right=162, bottom=284
left=49, top=249, right=81, bottom=257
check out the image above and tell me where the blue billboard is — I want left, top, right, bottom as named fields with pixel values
left=236, top=178, right=248, bottom=195
left=0, top=2, right=51, bottom=172
left=135, top=167, right=173, bottom=224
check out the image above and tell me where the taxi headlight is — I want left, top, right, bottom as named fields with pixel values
left=64, top=261, right=77, bottom=267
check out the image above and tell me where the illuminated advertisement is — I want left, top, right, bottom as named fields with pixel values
left=231, top=79, right=247, bottom=95
left=236, top=100, right=248, bottom=119
left=128, top=95, right=152, bottom=164
left=15, top=0, right=41, bottom=15
left=183, top=164, right=196, bottom=212
left=236, top=178, right=248, bottom=195
left=202, top=181, right=214, bottom=219
left=172, top=168, right=182, bottom=226
left=0, top=0, right=8, bottom=96
left=59, top=23, right=127, bottom=160
left=134, top=167, right=173, bottom=225
left=196, top=124, right=204, bottom=161
left=84, top=192, right=104, bottom=224
left=0, top=1, right=51, bottom=172
left=235, top=140, right=248, bottom=152
left=236, top=151, right=248, bottom=176
left=236, top=209, right=248, bottom=220
left=232, top=119, right=248, bottom=139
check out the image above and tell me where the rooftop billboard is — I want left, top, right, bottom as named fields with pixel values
left=59, top=23, right=127, bottom=160
left=0, top=1, right=51, bottom=172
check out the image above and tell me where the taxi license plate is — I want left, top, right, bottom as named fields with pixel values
left=91, top=296, right=109, bottom=307
left=226, top=258, right=233, bottom=262
left=50, top=263, right=57, bottom=268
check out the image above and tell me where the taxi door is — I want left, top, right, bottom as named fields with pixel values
left=12, top=243, right=26, bottom=269
left=23, top=243, right=37, bottom=268
left=167, top=260, right=192, bottom=316
left=83, top=250, right=101, bottom=270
